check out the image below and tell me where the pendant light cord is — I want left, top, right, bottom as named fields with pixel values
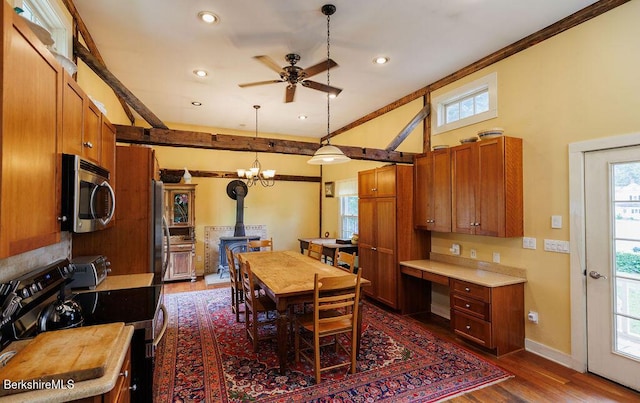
left=326, top=11, right=331, bottom=145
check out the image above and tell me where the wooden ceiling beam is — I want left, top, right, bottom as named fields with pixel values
left=115, top=125, right=415, bottom=164
left=322, top=0, right=630, bottom=143
left=160, top=169, right=321, bottom=183
left=386, top=103, right=430, bottom=151
left=61, top=0, right=135, bottom=125
left=74, top=39, right=168, bottom=129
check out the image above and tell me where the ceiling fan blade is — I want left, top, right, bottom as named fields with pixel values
left=238, top=79, right=283, bottom=88
left=301, top=80, right=343, bottom=96
left=254, top=55, right=284, bottom=74
left=285, top=85, right=296, bottom=103
left=302, top=59, right=338, bottom=78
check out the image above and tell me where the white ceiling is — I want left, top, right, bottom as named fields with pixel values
left=73, top=0, right=597, bottom=139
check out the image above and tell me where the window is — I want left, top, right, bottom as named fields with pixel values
left=432, top=72, right=498, bottom=135
left=13, top=0, right=71, bottom=57
left=336, top=179, right=358, bottom=239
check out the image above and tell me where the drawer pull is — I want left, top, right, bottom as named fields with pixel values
left=83, top=141, right=93, bottom=149
left=466, top=325, right=471, bottom=330
left=465, top=304, right=470, bottom=308
left=120, top=370, right=128, bottom=378
left=464, top=287, right=470, bottom=292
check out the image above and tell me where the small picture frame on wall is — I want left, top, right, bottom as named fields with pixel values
left=324, top=181, right=335, bottom=197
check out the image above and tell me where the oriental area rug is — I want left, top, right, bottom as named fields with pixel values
left=154, top=288, right=511, bottom=402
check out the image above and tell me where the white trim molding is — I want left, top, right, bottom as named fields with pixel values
left=568, top=131, right=640, bottom=373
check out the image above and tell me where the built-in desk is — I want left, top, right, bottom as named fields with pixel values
left=400, top=259, right=526, bottom=356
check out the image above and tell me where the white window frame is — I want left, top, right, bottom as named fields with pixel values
left=432, top=72, right=498, bottom=135
left=13, top=0, right=71, bottom=57
left=336, top=179, right=358, bottom=240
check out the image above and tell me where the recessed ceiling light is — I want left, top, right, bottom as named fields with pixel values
left=198, top=11, right=219, bottom=24
left=191, top=101, right=202, bottom=106
left=373, top=56, right=390, bottom=65
left=328, top=93, right=337, bottom=99
left=193, top=69, right=208, bottom=77
left=298, top=114, right=308, bottom=120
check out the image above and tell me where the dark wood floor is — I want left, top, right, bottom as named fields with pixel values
left=164, top=278, right=640, bottom=402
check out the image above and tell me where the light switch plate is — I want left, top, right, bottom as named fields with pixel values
left=551, top=215, right=562, bottom=229
left=492, top=252, right=500, bottom=263
left=523, top=237, right=537, bottom=249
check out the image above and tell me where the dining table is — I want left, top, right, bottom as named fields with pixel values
left=237, top=250, right=370, bottom=374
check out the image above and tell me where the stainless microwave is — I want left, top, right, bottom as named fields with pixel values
left=61, top=154, right=116, bottom=233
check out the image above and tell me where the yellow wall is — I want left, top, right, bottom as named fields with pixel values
left=424, top=1, right=640, bottom=354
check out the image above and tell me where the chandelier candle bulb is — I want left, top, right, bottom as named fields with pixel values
left=236, top=105, right=276, bottom=187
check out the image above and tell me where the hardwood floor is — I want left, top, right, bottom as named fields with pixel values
left=164, top=278, right=640, bottom=402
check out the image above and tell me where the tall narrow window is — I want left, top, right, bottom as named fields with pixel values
left=336, top=179, right=358, bottom=240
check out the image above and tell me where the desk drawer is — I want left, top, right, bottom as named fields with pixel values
left=451, top=279, right=491, bottom=302
left=452, top=312, right=492, bottom=348
left=452, top=294, right=490, bottom=320
left=401, top=266, right=423, bottom=279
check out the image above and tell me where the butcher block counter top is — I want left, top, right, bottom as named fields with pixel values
left=73, top=273, right=154, bottom=294
left=0, top=324, right=133, bottom=402
left=400, top=258, right=526, bottom=287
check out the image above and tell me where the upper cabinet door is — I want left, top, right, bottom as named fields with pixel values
left=0, top=5, right=62, bottom=258
left=451, top=136, right=523, bottom=237
left=61, top=74, right=85, bottom=157
left=375, top=166, right=397, bottom=197
left=451, top=143, right=477, bottom=235
left=83, top=100, right=102, bottom=164
left=358, top=170, right=377, bottom=198
left=414, top=155, right=430, bottom=229
left=431, top=149, right=452, bottom=232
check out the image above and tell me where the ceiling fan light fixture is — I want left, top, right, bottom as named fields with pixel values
left=198, top=11, right=219, bottom=24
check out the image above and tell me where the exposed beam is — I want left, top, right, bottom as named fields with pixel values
left=74, top=39, right=168, bottom=129
left=160, top=169, right=321, bottom=183
left=115, top=125, right=415, bottom=164
left=61, top=0, right=135, bottom=125
left=323, top=0, right=630, bottom=142
left=386, top=104, right=430, bottom=151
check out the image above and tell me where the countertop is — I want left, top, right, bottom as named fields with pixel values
left=400, top=259, right=526, bottom=287
left=0, top=325, right=133, bottom=402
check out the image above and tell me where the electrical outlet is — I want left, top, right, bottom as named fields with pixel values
left=470, top=249, right=477, bottom=259
left=492, top=252, right=500, bottom=263
left=528, top=311, right=539, bottom=324
left=449, top=243, right=460, bottom=256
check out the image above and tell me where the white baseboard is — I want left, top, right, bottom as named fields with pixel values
left=431, top=303, right=450, bottom=320
left=525, top=338, right=586, bottom=372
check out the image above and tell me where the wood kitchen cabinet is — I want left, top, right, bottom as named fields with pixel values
left=61, top=72, right=101, bottom=164
left=76, top=346, right=132, bottom=403
left=358, top=165, right=429, bottom=309
left=414, top=149, right=452, bottom=232
left=450, top=279, right=524, bottom=356
left=0, top=2, right=62, bottom=258
left=163, top=184, right=197, bottom=282
left=165, top=243, right=196, bottom=282
left=451, top=136, right=523, bottom=237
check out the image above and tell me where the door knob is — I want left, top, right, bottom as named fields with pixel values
left=589, top=270, right=607, bottom=280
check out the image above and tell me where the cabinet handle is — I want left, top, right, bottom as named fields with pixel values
left=83, top=141, right=93, bottom=148
left=129, top=384, right=138, bottom=391
left=120, top=370, right=128, bottom=378
left=57, top=216, right=67, bottom=222
left=465, top=304, right=470, bottom=308
left=470, top=222, right=475, bottom=226
left=464, top=287, right=470, bottom=292
left=371, top=188, right=377, bottom=192
left=466, top=325, right=471, bottom=330
left=475, top=222, right=480, bottom=226
left=371, top=247, right=377, bottom=251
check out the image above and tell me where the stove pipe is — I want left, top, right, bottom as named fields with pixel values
left=226, top=180, right=248, bottom=237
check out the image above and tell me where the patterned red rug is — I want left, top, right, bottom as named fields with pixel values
left=154, top=288, right=511, bottom=402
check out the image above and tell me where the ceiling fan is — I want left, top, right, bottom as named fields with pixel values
left=238, top=53, right=342, bottom=103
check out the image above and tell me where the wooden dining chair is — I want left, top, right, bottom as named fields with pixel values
left=334, top=251, right=357, bottom=273
left=247, top=237, right=274, bottom=251
left=238, top=256, right=277, bottom=352
left=226, top=246, right=244, bottom=322
left=307, top=242, right=324, bottom=261
left=294, top=271, right=362, bottom=384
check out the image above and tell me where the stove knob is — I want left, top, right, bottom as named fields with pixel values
left=30, top=283, right=40, bottom=293
left=21, top=288, right=31, bottom=298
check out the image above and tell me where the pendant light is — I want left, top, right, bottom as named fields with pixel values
left=307, top=4, right=350, bottom=165
left=236, top=105, right=276, bottom=187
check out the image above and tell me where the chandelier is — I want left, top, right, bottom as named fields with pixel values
left=308, top=4, right=350, bottom=165
left=237, top=105, right=276, bottom=187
